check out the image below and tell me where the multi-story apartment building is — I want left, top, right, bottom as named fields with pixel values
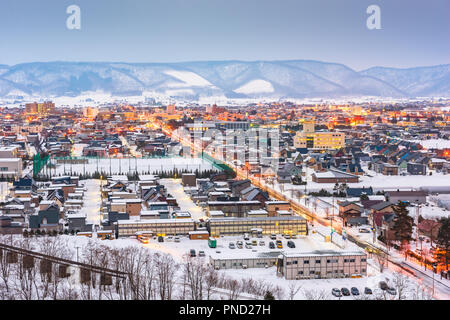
left=0, top=158, right=22, bottom=178
left=294, top=120, right=345, bottom=150
left=25, top=101, right=55, bottom=116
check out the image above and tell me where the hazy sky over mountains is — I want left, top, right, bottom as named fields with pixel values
left=0, top=0, right=449, bottom=70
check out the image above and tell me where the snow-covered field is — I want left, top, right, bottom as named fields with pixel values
left=0, top=182, right=11, bottom=202
left=411, top=139, right=450, bottom=150
left=49, top=157, right=216, bottom=176
left=76, top=180, right=102, bottom=225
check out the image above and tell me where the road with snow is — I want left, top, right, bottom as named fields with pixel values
left=79, top=180, right=102, bottom=226
left=160, top=178, right=206, bottom=220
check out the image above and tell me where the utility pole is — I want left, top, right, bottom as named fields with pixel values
left=75, top=246, right=80, bottom=263
left=432, top=263, right=437, bottom=297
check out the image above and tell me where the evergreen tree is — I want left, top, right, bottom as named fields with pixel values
left=436, top=217, right=450, bottom=270
left=391, top=201, right=415, bottom=249
left=360, top=193, right=369, bottom=201
left=264, top=291, right=275, bottom=300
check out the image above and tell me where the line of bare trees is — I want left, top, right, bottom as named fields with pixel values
left=0, top=235, right=285, bottom=300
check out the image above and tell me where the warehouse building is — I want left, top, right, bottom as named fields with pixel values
left=209, top=251, right=281, bottom=270
left=114, top=218, right=195, bottom=238
left=278, top=250, right=367, bottom=280
left=207, top=216, right=308, bottom=237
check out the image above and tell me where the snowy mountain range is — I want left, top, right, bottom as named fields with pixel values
left=0, top=60, right=449, bottom=99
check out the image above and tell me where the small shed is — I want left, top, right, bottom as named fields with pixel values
left=189, top=230, right=210, bottom=240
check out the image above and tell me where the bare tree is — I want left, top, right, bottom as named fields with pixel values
left=392, top=272, right=409, bottom=300
left=182, top=255, right=207, bottom=300
left=271, top=285, right=285, bottom=300
left=204, top=268, right=219, bottom=300
left=302, top=288, right=330, bottom=300
left=154, top=252, right=178, bottom=300
left=410, top=282, right=433, bottom=300
left=0, top=235, right=15, bottom=294
left=376, top=251, right=388, bottom=273
left=287, top=281, right=302, bottom=300
left=224, top=276, right=242, bottom=300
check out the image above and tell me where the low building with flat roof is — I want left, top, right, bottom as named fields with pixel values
left=115, top=218, right=195, bottom=237
left=278, top=250, right=367, bottom=280
left=209, top=251, right=281, bottom=270
left=207, top=215, right=308, bottom=237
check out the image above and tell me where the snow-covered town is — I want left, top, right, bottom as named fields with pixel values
left=1, top=1, right=449, bottom=309
left=0, top=99, right=449, bottom=302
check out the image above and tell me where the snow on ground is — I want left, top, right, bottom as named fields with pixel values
left=234, top=80, right=275, bottom=94
left=49, top=157, right=216, bottom=176
left=408, top=204, right=450, bottom=220
left=72, top=144, right=88, bottom=157
left=58, top=231, right=438, bottom=300
left=411, top=139, right=450, bottom=150
left=0, top=182, right=10, bottom=201
left=290, top=165, right=450, bottom=192
left=76, top=180, right=102, bottom=226
left=160, top=178, right=206, bottom=220
left=222, top=263, right=392, bottom=300
left=164, top=70, right=213, bottom=87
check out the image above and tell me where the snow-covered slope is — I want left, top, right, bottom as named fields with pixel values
left=360, top=64, right=450, bottom=97
left=234, top=79, right=274, bottom=94
left=0, top=60, right=448, bottom=99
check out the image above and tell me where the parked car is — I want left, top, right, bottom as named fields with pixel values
left=387, top=287, right=397, bottom=295
left=236, top=240, right=243, bottom=249
left=331, top=288, right=342, bottom=297
left=174, top=236, right=180, bottom=242
left=364, top=287, right=372, bottom=295
left=359, top=228, right=370, bottom=233
left=189, top=249, right=196, bottom=257
left=198, top=250, right=205, bottom=257
left=269, top=241, right=275, bottom=249
left=341, top=287, right=350, bottom=296
left=245, top=243, right=252, bottom=249
left=351, top=287, right=360, bottom=295
left=259, top=241, right=265, bottom=246
left=243, top=233, right=250, bottom=240
left=276, top=240, right=283, bottom=249
left=229, top=242, right=236, bottom=249
left=251, top=240, right=257, bottom=246
left=270, top=234, right=277, bottom=240
left=158, top=236, right=164, bottom=242
left=166, top=236, right=173, bottom=241
left=287, top=240, right=296, bottom=248
left=379, top=281, right=388, bottom=291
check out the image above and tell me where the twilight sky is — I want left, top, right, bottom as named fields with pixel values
left=0, top=0, right=449, bottom=70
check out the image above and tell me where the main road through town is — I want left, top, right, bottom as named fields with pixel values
left=149, top=119, right=450, bottom=299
